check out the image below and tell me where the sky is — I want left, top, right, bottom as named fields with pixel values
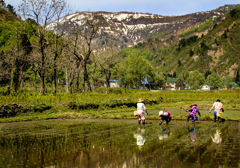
left=8, top=0, right=240, bottom=16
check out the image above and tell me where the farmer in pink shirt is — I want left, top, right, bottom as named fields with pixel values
left=187, top=104, right=201, bottom=123
left=209, top=99, right=224, bottom=122
left=137, top=98, right=147, bottom=125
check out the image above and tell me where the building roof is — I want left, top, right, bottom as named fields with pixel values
left=229, top=82, right=239, bottom=87
left=224, top=81, right=239, bottom=87
left=200, top=84, right=215, bottom=89
left=141, top=76, right=157, bottom=85
left=166, top=78, right=178, bottom=82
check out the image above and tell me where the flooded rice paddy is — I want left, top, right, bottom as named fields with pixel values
left=0, top=119, right=240, bottom=168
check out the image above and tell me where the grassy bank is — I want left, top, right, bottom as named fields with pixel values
left=0, top=89, right=240, bottom=122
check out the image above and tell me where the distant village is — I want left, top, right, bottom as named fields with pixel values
left=95, top=77, right=240, bottom=91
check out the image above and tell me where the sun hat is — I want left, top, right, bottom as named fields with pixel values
left=190, top=104, right=197, bottom=107
left=159, top=111, right=163, bottom=116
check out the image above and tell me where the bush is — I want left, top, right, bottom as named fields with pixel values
left=0, top=86, right=10, bottom=95
left=0, top=103, right=52, bottom=118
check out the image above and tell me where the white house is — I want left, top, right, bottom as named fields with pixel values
left=201, top=84, right=214, bottom=91
left=109, top=80, right=120, bottom=88
left=103, top=79, right=120, bottom=88
left=165, top=78, right=185, bottom=90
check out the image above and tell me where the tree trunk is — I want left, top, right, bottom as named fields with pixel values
left=11, top=57, right=20, bottom=93
left=20, top=70, right=23, bottom=91
left=76, top=72, right=79, bottom=91
left=82, top=61, right=92, bottom=92
left=40, top=74, right=45, bottom=95
left=92, top=62, right=96, bottom=92
left=82, top=63, right=86, bottom=93
left=34, top=70, right=37, bottom=92
left=66, top=68, right=69, bottom=93
left=68, top=78, right=74, bottom=94
left=105, top=70, right=111, bottom=94
left=53, top=56, right=57, bottom=94
left=40, top=44, right=45, bottom=95
left=53, top=67, right=57, bottom=94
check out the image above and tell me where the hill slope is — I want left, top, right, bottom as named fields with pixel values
left=134, top=6, right=240, bottom=78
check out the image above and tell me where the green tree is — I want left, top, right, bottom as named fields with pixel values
left=96, top=45, right=119, bottom=93
left=187, top=70, right=205, bottom=90
left=176, top=73, right=186, bottom=90
left=155, top=72, right=166, bottom=87
left=0, top=0, right=6, bottom=8
left=6, top=4, right=17, bottom=16
left=11, top=57, right=20, bottom=93
left=117, top=50, right=155, bottom=89
left=230, top=7, right=240, bottom=18
left=224, top=75, right=235, bottom=90
left=118, top=48, right=154, bottom=61
left=178, top=60, right=182, bottom=67
left=204, top=70, right=212, bottom=79
left=235, top=69, right=240, bottom=86
left=206, top=72, right=224, bottom=89
left=189, top=49, right=194, bottom=57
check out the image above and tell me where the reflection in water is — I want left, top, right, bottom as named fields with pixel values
left=188, top=126, right=198, bottom=142
left=159, top=127, right=171, bottom=141
left=211, top=129, right=222, bottom=144
left=133, top=127, right=146, bottom=149
left=0, top=120, right=239, bottom=168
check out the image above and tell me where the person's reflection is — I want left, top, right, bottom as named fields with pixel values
left=159, top=127, right=171, bottom=141
left=211, top=129, right=222, bottom=144
left=134, top=127, right=146, bottom=149
left=188, top=126, right=198, bottom=142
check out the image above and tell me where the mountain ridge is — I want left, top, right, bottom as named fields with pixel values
left=46, top=4, right=239, bottom=49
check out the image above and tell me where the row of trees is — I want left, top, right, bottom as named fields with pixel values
left=175, top=70, right=239, bottom=90
left=0, top=0, right=157, bottom=94
left=1, top=0, right=239, bottom=94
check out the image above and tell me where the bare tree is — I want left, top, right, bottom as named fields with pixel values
left=96, top=44, right=119, bottom=93
left=66, top=14, right=102, bottom=93
left=47, top=1, right=70, bottom=94
left=62, top=53, right=80, bottom=93
left=18, top=0, right=69, bottom=95
left=90, top=54, right=103, bottom=92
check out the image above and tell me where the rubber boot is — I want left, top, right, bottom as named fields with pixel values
left=138, top=120, right=141, bottom=124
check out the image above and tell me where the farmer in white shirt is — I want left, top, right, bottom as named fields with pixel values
left=137, top=98, right=147, bottom=125
left=209, top=99, right=223, bottom=122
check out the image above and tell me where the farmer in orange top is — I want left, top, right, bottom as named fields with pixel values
left=209, top=99, right=224, bottom=122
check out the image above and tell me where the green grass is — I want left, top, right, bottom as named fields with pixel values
left=0, top=89, right=240, bottom=122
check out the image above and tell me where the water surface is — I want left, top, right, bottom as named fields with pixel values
left=0, top=119, right=239, bottom=168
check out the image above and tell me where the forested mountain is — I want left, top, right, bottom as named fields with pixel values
left=131, top=6, right=240, bottom=79
left=46, top=4, right=240, bottom=79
